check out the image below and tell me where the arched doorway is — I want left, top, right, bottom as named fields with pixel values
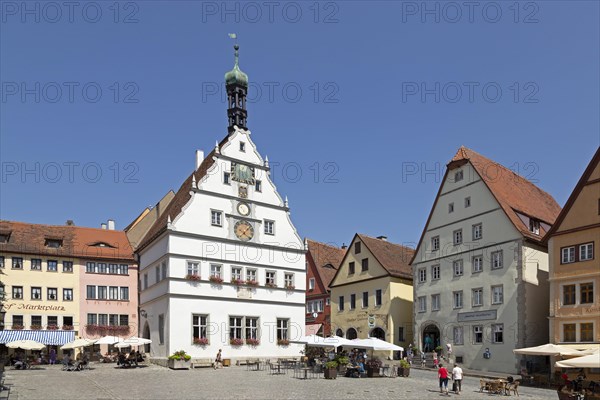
left=335, top=328, right=344, bottom=338
left=346, top=328, right=358, bottom=340
left=422, top=324, right=440, bottom=353
left=142, top=321, right=151, bottom=353
left=370, top=327, right=385, bottom=340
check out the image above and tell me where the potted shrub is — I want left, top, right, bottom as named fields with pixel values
left=324, top=360, right=338, bottom=379
left=366, top=358, right=383, bottom=378
left=435, top=345, right=443, bottom=357
left=168, top=350, right=191, bottom=369
left=185, top=274, right=201, bottom=281
left=398, top=359, right=411, bottom=377
left=209, top=275, right=224, bottom=284
left=335, top=355, right=349, bottom=374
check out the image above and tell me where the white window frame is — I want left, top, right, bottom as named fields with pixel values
left=229, top=316, right=243, bottom=339
left=210, top=264, right=222, bottom=278
left=255, top=180, right=262, bottom=192
left=265, top=271, right=276, bottom=285
left=580, top=243, right=594, bottom=261
left=491, top=250, right=503, bottom=269
left=187, top=261, right=200, bottom=276
left=453, top=229, right=463, bottom=245
left=472, top=288, right=483, bottom=307
left=246, top=269, right=257, bottom=282
left=492, top=324, right=504, bottom=343
left=418, top=296, right=426, bottom=312
left=455, top=170, right=463, bottom=182
left=223, top=172, right=231, bottom=185
left=453, top=259, right=464, bottom=277
left=473, top=325, right=483, bottom=344
left=472, top=255, right=483, bottom=273
left=211, top=210, right=223, bottom=227
left=431, top=236, right=440, bottom=251
left=472, top=223, right=482, bottom=240
left=561, top=247, right=575, bottom=264
left=492, top=285, right=504, bottom=304
left=264, top=220, right=275, bottom=235
left=231, top=267, right=243, bottom=281
left=418, top=268, right=427, bottom=283
left=432, top=264, right=440, bottom=280
left=284, top=273, right=294, bottom=288
left=431, top=294, right=440, bottom=311
left=308, top=278, right=315, bottom=290
left=453, top=291, right=463, bottom=309
left=453, top=326, right=464, bottom=345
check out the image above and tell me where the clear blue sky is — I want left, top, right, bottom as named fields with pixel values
left=1, top=1, right=599, bottom=248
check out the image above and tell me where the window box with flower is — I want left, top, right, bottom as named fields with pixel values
left=231, top=278, right=244, bottom=286
left=285, top=284, right=295, bottom=291
left=185, top=274, right=201, bottom=281
left=209, top=275, right=224, bottom=284
left=168, top=350, right=192, bottom=370
left=47, top=324, right=59, bottom=330
left=265, top=282, right=277, bottom=289
left=11, top=324, right=24, bottom=330
left=277, top=339, right=289, bottom=346
left=245, top=338, right=260, bottom=346
left=30, top=324, right=42, bottom=330
left=230, top=338, right=244, bottom=347
left=193, top=337, right=209, bottom=346
left=62, top=324, right=74, bottom=330
left=245, top=279, right=258, bottom=287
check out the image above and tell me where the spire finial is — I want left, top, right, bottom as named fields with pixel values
left=228, top=33, right=239, bottom=67
left=264, top=155, right=269, bottom=168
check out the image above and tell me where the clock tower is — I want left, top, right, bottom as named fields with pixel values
left=225, top=44, right=248, bottom=133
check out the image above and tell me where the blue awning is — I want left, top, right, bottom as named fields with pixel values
left=0, top=330, right=75, bottom=345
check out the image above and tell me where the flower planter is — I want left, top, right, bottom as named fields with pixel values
left=222, top=359, right=231, bottom=367
left=366, top=367, right=379, bottom=378
left=168, top=359, right=191, bottom=370
left=324, top=368, right=337, bottom=379
left=399, top=367, right=410, bottom=377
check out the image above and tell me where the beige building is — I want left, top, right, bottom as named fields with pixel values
left=330, top=234, right=414, bottom=357
left=546, top=147, right=600, bottom=348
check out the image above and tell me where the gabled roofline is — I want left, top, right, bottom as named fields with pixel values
left=543, top=146, right=600, bottom=243
left=328, top=233, right=358, bottom=288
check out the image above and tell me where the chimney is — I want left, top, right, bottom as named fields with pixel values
left=341, top=243, right=347, bottom=250
left=195, top=150, right=204, bottom=170
left=107, top=219, right=115, bottom=230
left=377, top=236, right=388, bottom=241
left=65, top=220, right=74, bottom=226
left=101, top=223, right=107, bottom=230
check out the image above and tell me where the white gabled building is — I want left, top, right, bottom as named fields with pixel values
left=411, top=147, right=561, bottom=374
left=135, top=44, right=305, bottom=363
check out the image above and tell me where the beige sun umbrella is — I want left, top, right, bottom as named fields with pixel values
left=555, top=353, right=600, bottom=369
left=6, top=340, right=45, bottom=350
left=61, top=338, right=97, bottom=350
left=513, top=343, right=584, bottom=356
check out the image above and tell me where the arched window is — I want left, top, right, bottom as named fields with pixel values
left=335, top=328, right=344, bottom=338
left=346, top=328, right=358, bottom=340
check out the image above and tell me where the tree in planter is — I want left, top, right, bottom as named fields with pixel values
left=398, top=359, right=411, bottom=377
left=334, top=355, right=349, bottom=373
left=324, top=360, right=338, bottom=379
left=365, top=358, right=383, bottom=377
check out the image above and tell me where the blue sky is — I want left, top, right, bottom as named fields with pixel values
left=1, top=1, right=598, bottom=247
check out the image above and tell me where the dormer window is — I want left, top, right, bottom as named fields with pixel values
left=90, top=242, right=115, bottom=248
left=240, top=142, right=246, bottom=152
left=0, top=232, right=10, bottom=243
left=529, top=219, right=540, bottom=235
left=45, top=239, right=63, bottom=248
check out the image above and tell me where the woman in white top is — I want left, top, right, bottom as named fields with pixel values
left=452, top=364, right=463, bottom=394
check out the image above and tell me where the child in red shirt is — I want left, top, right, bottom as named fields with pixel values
left=438, top=364, right=449, bottom=395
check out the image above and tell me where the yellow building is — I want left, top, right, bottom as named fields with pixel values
left=330, top=234, right=414, bottom=356
left=0, top=221, right=80, bottom=347
left=546, top=147, right=600, bottom=348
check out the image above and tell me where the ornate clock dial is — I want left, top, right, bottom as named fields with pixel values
left=237, top=202, right=250, bottom=216
left=234, top=220, right=254, bottom=241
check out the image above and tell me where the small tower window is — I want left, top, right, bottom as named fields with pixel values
left=240, top=142, right=246, bottom=152
left=45, top=239, right=63, bottom=248
left=455, top=170, right=464, bottom=182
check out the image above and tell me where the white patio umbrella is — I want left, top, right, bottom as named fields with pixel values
left=94, top=335, right=123, bottom=345
left=350, top=337, right=404, bottom=351
left=555, top=354, right=600, bottom=369
left=6, top=340, right=45, bottom=350
left=322, top=335, right=354, bottom=348
left=61, top=338, right=97, bottom=350
left=114, top=337, right=152, bottom=348
left=513, top=343, right=584, bottom=356
left=290, top=334, right=326, bottom=345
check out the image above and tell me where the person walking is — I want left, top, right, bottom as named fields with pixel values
left=214, top=349, right=222, bottom=369
left=49, top=348, right=56, bottom=365
left=452, top=363, right=463, bottom=394
left=438, top=363, right=449, bottom=395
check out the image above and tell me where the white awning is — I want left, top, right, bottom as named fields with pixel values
left=0, top=330, right=75, bottom=346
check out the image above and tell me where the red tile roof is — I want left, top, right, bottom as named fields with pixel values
left=449, top=146, right=561, bottom=240
left=358, top=234, right=414, bottom=280
left=0, top=220, right=135, bottom=262
left=306, top=239, right=346, bottom=290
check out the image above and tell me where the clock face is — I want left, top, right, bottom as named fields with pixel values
left=234, top=220, right=254, bottom=241
left=237, top=202, right=250, bottom=216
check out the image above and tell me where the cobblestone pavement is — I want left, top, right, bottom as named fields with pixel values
left=4, top=363, right=558, bottom=400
